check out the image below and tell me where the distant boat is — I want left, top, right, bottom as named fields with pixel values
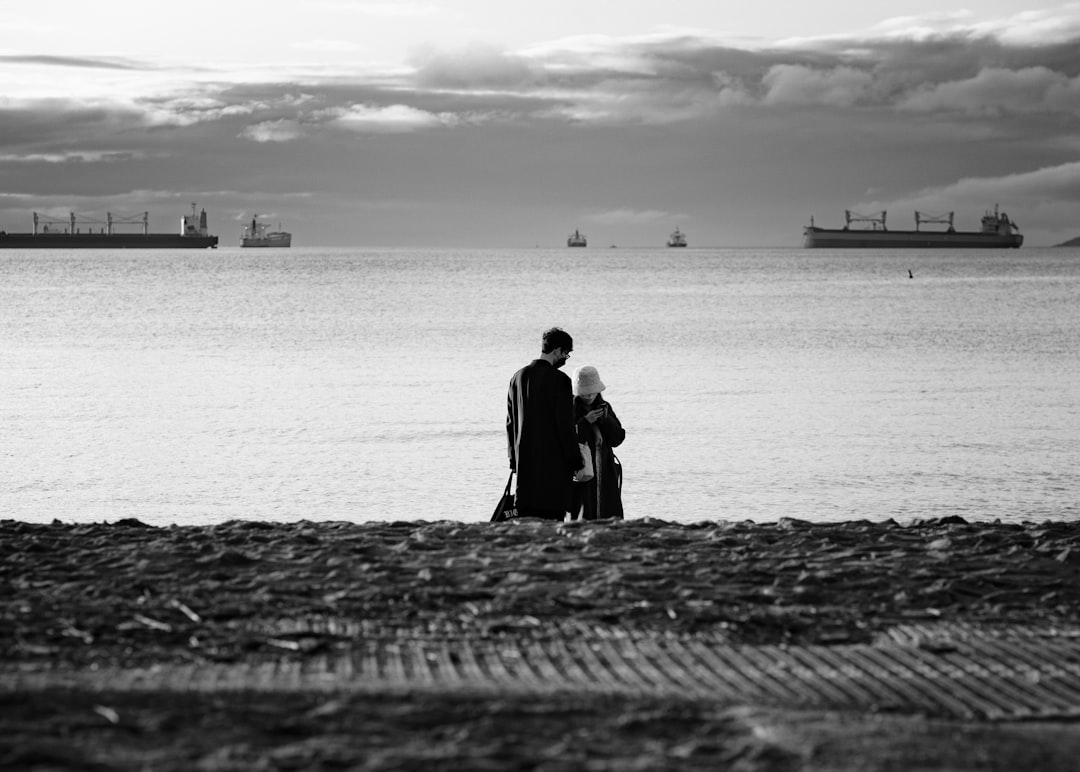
left=803, top=206, right=1022, bottom=248
left=241, top=214, right=292, bottom=248
left=667, top=227, right=687, bottom=247
left=567, top=229, right=587, bottom=247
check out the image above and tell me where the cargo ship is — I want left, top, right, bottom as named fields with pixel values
left=667, top=227, right=687, bottom=247
left=567, top=229, right=587, bottom=247
left=241, top=214, right=292, bottom=248
left=0, top=203, right=218, bottom=249
left=803, top=206, right=1023, bottom=248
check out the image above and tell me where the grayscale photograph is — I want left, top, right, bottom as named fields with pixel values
left=3, top=1, right=1080, bottom=769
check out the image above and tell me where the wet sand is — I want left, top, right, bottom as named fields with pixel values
left=4, top=516, right=1080, bottom=770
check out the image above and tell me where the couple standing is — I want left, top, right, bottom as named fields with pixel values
left=506, top=327, right=625, bottom=521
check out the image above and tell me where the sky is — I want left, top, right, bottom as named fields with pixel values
left=2, top=1, right=1079, bottom=247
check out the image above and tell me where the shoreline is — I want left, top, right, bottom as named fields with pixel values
left=5, top=517, right=1080, bottom=770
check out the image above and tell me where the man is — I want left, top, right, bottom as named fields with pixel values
left=506, top=327, right=584, bottom=521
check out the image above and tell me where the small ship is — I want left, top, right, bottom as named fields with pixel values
left=567, top=229, right=587, bottom=247
left=0, top=203, right=218, bottom=249
left=241, top=214, right=292, bottom=248
left=803, top=206, right=1023, bottom=248
left=667, top=227, right=687, bottom=247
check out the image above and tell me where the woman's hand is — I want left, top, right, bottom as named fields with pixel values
left=584, top=408, right=605, bottom=424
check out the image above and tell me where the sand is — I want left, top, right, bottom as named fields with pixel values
left=4, top=516, right=1080, bottom=770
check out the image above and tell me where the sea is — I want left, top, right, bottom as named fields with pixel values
left=2, top=246, right=1077, bottom=527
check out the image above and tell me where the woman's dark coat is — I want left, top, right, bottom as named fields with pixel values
left=572, top=395, right=625, bottom=520
left=507, top=359, right=582, bottom=514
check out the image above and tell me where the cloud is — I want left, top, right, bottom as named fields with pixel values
left=521, top=34, right=675, bottom=77
left=0, top=99, right=154, bottom=150
left=239, top=119, right=306, bottom=142
left=761, top=65, right=877, bottom=107
left=405, top=36, right=768, bottom=125
left=899, top=66, right=1080, bottom=116
left=413, top=45, right=538, bottom=90
left=397, top=20, right=1080, bottom=127
left=330, top=103, right=458, bottom=133
left=971, top=161, right=1080, bottom=200
left=781, top=5, right=1080, bottom=47
left=0, top=54, right=148, bottom=71
left=0, top=151, right=146, bottom=163
left=134, top=93, right=243, bottom=127
left=851, top=161, right=1080, bottom=235
left=965, top=5, right=1080, bottom=46
left=5, top=9, right=1079, bottom=144
left=532, top=77, right=727, bottom=125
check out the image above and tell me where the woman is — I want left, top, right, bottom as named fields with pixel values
left=571, top=365, right=626, bottom=520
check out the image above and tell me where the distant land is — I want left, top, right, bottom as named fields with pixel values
left=1054, top=236, right=1080, bottom=246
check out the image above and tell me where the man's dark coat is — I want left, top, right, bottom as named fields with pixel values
left=507, top=359, right=582, bottom=513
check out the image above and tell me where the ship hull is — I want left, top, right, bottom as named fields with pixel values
left=0, top=233, right=218, bottom=249
left=803, top=228, right=1022, bottom=249
left=241, top=234, right=292, bottom=248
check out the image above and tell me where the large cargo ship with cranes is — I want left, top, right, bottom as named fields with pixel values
left=241, top=214, right=292, bottom=248
left=0, top=203, right=218, bottom=249
left=803, top=206, right=1023, bottom=248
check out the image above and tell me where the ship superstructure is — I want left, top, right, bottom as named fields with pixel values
left=0, top=202, right=218, bottom=248
left=803, top=206, right=1023, bottom=248
left=241, top=214, right=292, bottom=248
left=667, top=227, right=687, bottom=247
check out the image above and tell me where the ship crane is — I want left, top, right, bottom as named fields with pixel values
left=915, top=211, right=954, bottom=232
left=107, top=212, right=150, bottom=235
left=32, top=212, right=74, bottom=235
left=71, top=214, right=110, bottom=235
left=844, top=210, right=887, bottom=231
left=31, top=211, right=149, bottom=235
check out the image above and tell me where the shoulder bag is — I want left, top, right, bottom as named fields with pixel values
left=574, top=442, right=594, bottom=483
left=491, top=472, right=518, bottom=522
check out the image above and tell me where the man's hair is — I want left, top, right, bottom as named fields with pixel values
left=541, top=327, right=573, bottom=354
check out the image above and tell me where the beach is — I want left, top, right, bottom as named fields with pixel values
left=5, top=516, right=1080, bottom=770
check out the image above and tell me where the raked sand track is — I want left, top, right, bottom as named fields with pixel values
left=5, top=517, right=1080, bottom=770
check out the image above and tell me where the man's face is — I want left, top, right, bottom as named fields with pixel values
left=554, top=347, right=571, bottom=369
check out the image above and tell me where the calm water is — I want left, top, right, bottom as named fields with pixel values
left=2, top=246, right=1077, bottom=526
